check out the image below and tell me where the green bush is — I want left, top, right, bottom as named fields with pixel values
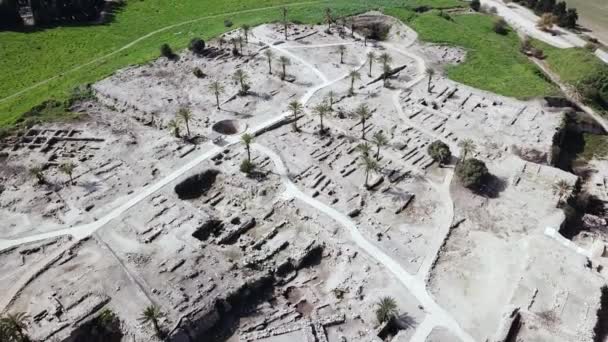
left=189, top=38, right=206, bottom=55
left=470, top=0, right=480, bottom=11
left=160, top=43, right=174, bottom=59
left=192, top=67, right=205, bottom=78
left=456, top=158, right=489, bottom=188
left=427, top=140, right=451, bottom=164
left=493, top=18, right=508, bottom=35
left=224, top=19, right=233, bottom=27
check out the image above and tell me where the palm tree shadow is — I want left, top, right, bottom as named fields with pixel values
left=378, top=313, right=418, bottom=339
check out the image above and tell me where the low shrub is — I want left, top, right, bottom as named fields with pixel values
left=240, top=159, right=254, bottom=174
left=224, top=19, right=233, bottom=27
left=427, top=140, right=451, bottom=165
left=160, top=43, right=174, bottom=59
left=193, top=67, right=205, bottom=78
left=470, top=0, right=480, bottom=11
left=493, top=18, right=508, bottom=35
left=189, top=38, right=206, bottom=55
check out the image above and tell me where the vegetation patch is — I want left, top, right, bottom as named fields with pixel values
left=385, top=9, right=558, bottom=99
left=579, top=134, right=608, bottom=161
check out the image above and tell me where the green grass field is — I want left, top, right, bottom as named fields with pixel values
left=386, top=8, right=558, bottom=99
left=533, top=40, right=607, bottom=85
left=0, top=0, right=555, bottom=129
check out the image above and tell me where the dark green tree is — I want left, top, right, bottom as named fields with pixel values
left=456, top=158, right=489, bottom=189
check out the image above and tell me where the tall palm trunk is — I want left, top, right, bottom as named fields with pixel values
left=361, top=118, right=366, bottom=139
left=268, top=59, right=272, bottom=74
left=216, top=93, right=220, bottom=109
left=320, top=115, right=324, bottom=133
left=427, top=76, right=432, bottom=93
left=376, top=146, right=381, bottom=160
left=282, top=63, right=286, bottom=78
left=364, top=169, right=369, bottom=188
left=185, top=120, right=190, bottom=137
left=246, top=145, right=251, bottom=162
left=369, top=59, right=373, bottom=76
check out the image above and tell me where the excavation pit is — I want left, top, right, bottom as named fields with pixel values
left=212, top=120, right=242, bottom=135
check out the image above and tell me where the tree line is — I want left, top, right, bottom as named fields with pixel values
left=0, top=0, right=105, bottom=28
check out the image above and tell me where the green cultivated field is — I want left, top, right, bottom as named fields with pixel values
left=0, top=0, right=555, bottom=129
left=386, top=8, right=557, bottom=99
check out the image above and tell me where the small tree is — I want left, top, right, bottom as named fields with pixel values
left=0, top=312, right=30, bottom=342
left=188, top=38, right=206, bottom=55
left=240, top=159, right=255, bottom=174
left=338, top=45, right=347, bottom=64
left=355, top=104, right=372, bottom=139
left=218, top=37, right=226, bottom=49
left=427, top=140, right=451, bottom=165
left=359, top=154, right=379, bottom=188
left=178, top=108, right=192, bottom=137
left=167, top=119, right=180, bottom=138
left=288, top=101, right=304, bottom=132
left=236, top=35, right=245, bottom=54
left=29, top=166, right=45, bottom=184
left=282, top=7, right=289, bottom=40
left=313, top=102, right=330, bottom=134
left=60, top=162, right=76, bottom=185
left=160, top=43, right=174, bottom=59
left=552, top=180, right=572, bottom=207
left=458, top=138, right=476, bottom=161
left=425, top=67, right=435, bottom=93
left=263, top=49, right=274, bottom=74
left=233, top=69, right=250, bottom=95
left=242, top=24, right=250, bottom=43
left=279, top=55, right=291, bottom=80
left=230, top=37, right=239, bottom=55
left=325, top=8, right=333, bottom=31
left=139, top=305, right=165, bottom=338
left=348, top=70, right=361, bottom=95
left=537, top=13, right=557, bottom=31
left=456, top=158, right=488, bottom=189
left=208, top=80, right=225, bottom=109
left=241, top=133, right=254, bottom=163
left=375, top=297, right=398, bottom=324
left=367, top=51, right=376, bottom=77
left=371, top=131, right=388, bottom=160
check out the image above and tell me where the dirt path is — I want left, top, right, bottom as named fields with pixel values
left=0, top=1, right=322, bottom=104
left=254, top=143, right=475, bottom=342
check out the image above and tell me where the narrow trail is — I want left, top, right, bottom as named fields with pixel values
left=0, top=1, right=322, bottom=104
left=254, top=143, right=475, bottom=342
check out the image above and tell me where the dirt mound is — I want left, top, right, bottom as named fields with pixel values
left=174, top=169, right=220, bottom=200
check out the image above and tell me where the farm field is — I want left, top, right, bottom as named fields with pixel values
left=386, top=8, right=558, bottom=99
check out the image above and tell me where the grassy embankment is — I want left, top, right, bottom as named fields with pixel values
left=385, top=7, right=558, bottom=99
left=0, top=0, right=465, bottom=129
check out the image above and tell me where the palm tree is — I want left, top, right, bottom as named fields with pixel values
left=458, top=138, right=475, bottom=160
left=288, top=101, right=304, bottom=132
left=178, top=108, right=192, bottom=137
left=367, top=51, right=376, bottom=77
left=326, top=91, right=336, bottom=110
left=230, top=37, right=238, bottom=53
left=425, top=67, right=435, bottom=93
left=372, top=131, right=388, bottom=160
left=375, top=297, right=398, bottom=324
left=236, top=35, right=245, bottom=54
left=355, top=104, right=372, bottom=139
left=356, top=142, right=372, bottom=157
left=338, top=45, right=346, bottom=64
left=60, top=162, right=75, bottom=185
left=553, top=180, right=572, bottom=207
left=348, top=70, right=361, bottom=95
left=241, top=133, right=254, bottom=163
left=378, top=53, right=392, bottom=86
left=167, top=119, right=180, bottom=138
left=139, top=305, right=165, bottom=338
left=325, top=8, right=333, bottom=30
left=282, top=7, right=289, bottom=40
left=279, top=55, right=290, bottom=80
left=29, top=165, right=45, bottom=184
left=1, top=312, right=30, bottom=342
left=313, top=102, right=330, bottom=134
left=209, top=80, right=225, bottom=109
left=263, top=49, right=274, bottom=74
left=359, top=155, right=379, bottom=188
left=233, top=69, right=250, bottom=95
left=242, top=24, right=250, bottom=43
